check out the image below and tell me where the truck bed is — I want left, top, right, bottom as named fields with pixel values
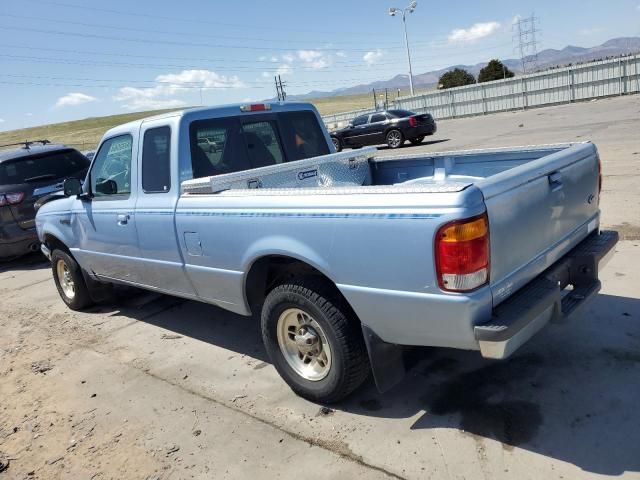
left=180, top=142, right=601, bottom=311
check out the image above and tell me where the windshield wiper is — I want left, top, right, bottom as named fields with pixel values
left=23, top=173, right=58, bottom=183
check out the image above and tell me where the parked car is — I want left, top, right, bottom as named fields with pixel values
left=330, top=109, right=437, bottom=151
left=197, top=137, right=220, bottom=153
left=1, top=141, right=89, bottom=260
left=36, top=103, right=616, bottom=403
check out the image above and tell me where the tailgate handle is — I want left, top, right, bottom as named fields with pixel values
left=548, top=172, right=563, bottom=191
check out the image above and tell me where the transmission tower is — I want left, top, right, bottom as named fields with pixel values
left=513, top=14, right=541, bottom=74
left=274, top=75, right=287, bottom=101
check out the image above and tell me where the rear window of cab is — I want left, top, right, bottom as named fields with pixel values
left=189, top=110, right=330, bottom=179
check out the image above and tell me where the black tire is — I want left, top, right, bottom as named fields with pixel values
left=261, top=277, right=370, bottom=403
left=331, top=137, right=342, bottom=152
left=386, top=129, right=404, bottom=149
left=410, top=136, right=425, bottom=145
left=51, top=249, right=94, bottom=311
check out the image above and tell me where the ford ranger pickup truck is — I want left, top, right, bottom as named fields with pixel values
left=36, top=102, right=618, bottom=402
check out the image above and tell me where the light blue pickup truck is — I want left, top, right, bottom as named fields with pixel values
left=36, top=102, right=617, bottom=402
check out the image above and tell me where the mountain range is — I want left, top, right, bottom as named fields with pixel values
left=290, top=37, right=640, bottom=100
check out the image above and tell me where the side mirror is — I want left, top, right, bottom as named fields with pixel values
left=95, top=179, right=118, bottom=195
left=63, top=178, right=83, bottom=197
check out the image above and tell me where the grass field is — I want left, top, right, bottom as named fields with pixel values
left=0, top=88, right=430, bottom=151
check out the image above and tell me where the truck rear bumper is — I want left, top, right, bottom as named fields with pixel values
left=475, top=230, right=618, bottom=359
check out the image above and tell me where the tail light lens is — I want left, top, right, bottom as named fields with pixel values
left=408, top=116, right=418, bottom=127
left=0, top=192, right=25, bottom=206
left=435, top=213, right=490, bottom=292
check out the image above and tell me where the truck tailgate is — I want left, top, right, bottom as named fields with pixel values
left=476, top=143, right=601, bottom=306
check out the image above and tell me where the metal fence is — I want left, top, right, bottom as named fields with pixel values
left=322, top=54, right=640, bottom=128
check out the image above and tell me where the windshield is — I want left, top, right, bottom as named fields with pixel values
left=0, top=150, right=89, bottom=185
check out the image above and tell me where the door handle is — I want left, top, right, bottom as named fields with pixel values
left=548, top=172, right=563, bottom=192
left=117, top=213, right=130, bottom=225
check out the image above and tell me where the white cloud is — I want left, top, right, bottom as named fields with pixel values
left=448, top=21, right=501, bottom=43
left=26, top=113, right=33, bottom=117
left=0, top=118, right=4, bottom=123
left=336, top=51, right=347, bottom=58
left=54, top=92, right=97, bottom=108
left=297, top=49, right=332, bottom=70
left=282, top=53, right=295, bottom=63
left=114, top=69, right=245, bottom=110
left=363, top=49, right=384, bottom=66
left=261, top=63, right=293, bottom=80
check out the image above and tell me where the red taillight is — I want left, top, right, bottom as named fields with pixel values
left=0, top=192, right=25, bottom=206
left=408, top=116, right=418, bottom=127
left=240, top=103, right=271, bottom=112
left=435, top=213, right=490, bottom=292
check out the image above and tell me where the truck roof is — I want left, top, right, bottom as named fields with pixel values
left=102, top=102, right=319, bottom=139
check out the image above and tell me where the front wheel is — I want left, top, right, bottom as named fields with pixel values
left=410, top=136, right=425, bottom=145
left=51, top=250, right=94, bottom=311
left=331, top=137, right=342, bottom=152
left=386, top=129, right=404, bottom=149
left=261, top=277, right=370, bottom=403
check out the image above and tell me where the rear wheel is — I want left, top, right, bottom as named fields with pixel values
left=261, top=277, right=370, bottom=403
left=410, top=136, right=425, bottom=145
left=386, top=129, right=404, bottom=149
left=51, top=250, right=94, bottom=311
left=331, top=137, right=342, bottom=152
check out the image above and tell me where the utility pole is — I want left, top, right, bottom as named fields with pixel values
left=513, top=14, right=540, bottom=74
left=278, top=75, right=286, bottom=101
left=372, top=88, right=377, bottom=109
left=275, top=75, right=287, bottom=101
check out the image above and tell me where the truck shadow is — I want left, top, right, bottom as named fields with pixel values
left=339, top=292, right=640, bottom=476
left=0, top=252, right=49, bottom=273
left=108, top=290, right=639, bottom=476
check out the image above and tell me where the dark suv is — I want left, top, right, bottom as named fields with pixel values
left=330, top=109, right=437, bottom=151
left=0, top=141, right=89, bottom=260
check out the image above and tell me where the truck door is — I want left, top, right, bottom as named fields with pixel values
left=73, top=134, right=140, bottom=281
left=133, top=122, right=195, bottom=296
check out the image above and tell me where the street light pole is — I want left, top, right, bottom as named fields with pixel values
left=389, top=1, right=417, bottom=96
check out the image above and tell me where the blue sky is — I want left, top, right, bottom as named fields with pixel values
left=1, top=0, right=639, bottom=131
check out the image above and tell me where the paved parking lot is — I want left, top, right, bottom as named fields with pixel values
left=1, top=96, right=639, bottom=479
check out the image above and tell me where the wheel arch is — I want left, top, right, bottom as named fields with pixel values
left=244, top=253, right=353, bottom=319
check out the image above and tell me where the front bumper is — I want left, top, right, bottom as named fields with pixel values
left=475, top=230, right=618, bottom=359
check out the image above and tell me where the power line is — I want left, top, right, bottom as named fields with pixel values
left=0, top=40, right=515, bottom=71
left=21, top=0, right=403, bottom=39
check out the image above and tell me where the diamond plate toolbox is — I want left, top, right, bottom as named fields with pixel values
left=181, top=147, right=377, bottom=194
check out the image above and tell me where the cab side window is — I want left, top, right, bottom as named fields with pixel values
left=142, top=126, right=171, bottom=193
left=90, top=135, right=133, bottom=197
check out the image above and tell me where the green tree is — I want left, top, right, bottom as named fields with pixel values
left=438, top=68, right=476, bottom=89
left=478, top=59, right=515, bottom=83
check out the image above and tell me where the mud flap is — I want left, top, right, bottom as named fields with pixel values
left=361, top=324, right=406, bottom=393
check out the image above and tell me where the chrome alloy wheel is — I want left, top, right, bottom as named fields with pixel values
left=56, top=259, right=75, bottom=300
left=276, top=308, right=332, bottom=381
left=387, top=130, right=402, bottom=148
